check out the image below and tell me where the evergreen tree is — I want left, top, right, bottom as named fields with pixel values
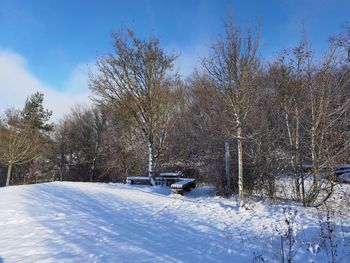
left=21, top=92, right=53, bottom=132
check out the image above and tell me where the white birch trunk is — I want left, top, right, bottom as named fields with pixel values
left=310, top=100, right=319, bottom=190
left=148, top=138, right=155, bottom=186
left=237, top=126, right=244, bottom=208
left=295, top=107, right=302, bottom=201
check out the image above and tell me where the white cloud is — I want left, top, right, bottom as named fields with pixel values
left=0, top=49, right=92, bottom=122
left=63, top=61, right=95, bottom=94
left=170, top=44, right=210, bottom=79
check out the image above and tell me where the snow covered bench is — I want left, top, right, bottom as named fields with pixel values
left=126, top=176, right=151, bottom=185
left=157, top=172, right=182, bottom=186
left=126, top=172, right=183, bottom=186
left=126, top=176, right=179, bottom=186
left=171, top=178, right=196, bottom=194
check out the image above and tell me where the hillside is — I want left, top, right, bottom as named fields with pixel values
left=0, top=182, right=349, bottom=262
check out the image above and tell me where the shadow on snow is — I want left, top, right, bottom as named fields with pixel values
left=22, top=183, right=244, bottom=262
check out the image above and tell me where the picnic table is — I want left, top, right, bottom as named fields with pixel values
left=171, top=178, right=196, bottom=195
left=126, top=172, right=196, bottom=194
left=126, top=176, right=151, bottom=185
left=126, top=172, right=183, bottom=186
left=156, top=172, right=182, bottom=186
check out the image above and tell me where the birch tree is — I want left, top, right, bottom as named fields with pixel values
left=90, top=30, right=179, bottom=183
left=305, top=50, right=350, bottom=205
left=271, top=38, right=350, bottom=206
left=202, top=20, right=260, bottom=207
left=270, top=46, right=309, bottom=203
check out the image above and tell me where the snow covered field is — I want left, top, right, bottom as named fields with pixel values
left=0, top=182, right=349, bottom=262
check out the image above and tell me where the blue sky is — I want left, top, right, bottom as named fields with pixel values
left=0, top=0, right=349, bottom=119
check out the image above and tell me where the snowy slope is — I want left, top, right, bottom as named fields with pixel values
left=0, top=182, right=349, bottom=262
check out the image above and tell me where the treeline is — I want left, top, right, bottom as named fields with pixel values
left=0, top=21, right=349, bottom=207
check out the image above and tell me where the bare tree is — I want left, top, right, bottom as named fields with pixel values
left=270, top=37, right=350, bottom=206
left=53, top=105, right=115, bottom=182
left=0, top=110, right=42, bottom=186
left=202, top=20, right=260, bottom=207
left=270, top=46, right=309, bottom=202
left=330, top=23, right=350, bottom=62
left=90, top=30, right=179, bottom=183
left=165, top=72, right=228, bottom=191
left=53, top=118, right=72, bottom=181
left=305, top=49, right=350, bottom=205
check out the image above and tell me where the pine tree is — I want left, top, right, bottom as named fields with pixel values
left=21, top=92, right=53, bottom=132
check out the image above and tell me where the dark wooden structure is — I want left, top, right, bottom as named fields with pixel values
left=171, top=179, right=196, bottom=195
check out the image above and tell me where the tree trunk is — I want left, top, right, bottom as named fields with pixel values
left=237, top=126, right=244, bottom=207
left=301, top=171, right=306, bottom=207
left=148, top=136, right=155, bottom=185
left=311, top=131, right=319, bottom=189
left=292, top=158, right=300, bottom=201
left=295, top=108, right=301, bottom=201
left=89, top=172, right=93, bottom=183
left=90, top=157, right=96, bottom=183
left=285, top=108, right=301, bottom=200
left=225, top=140, right=231, bottom=194
left=6, top=162, right=13, bottom=187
